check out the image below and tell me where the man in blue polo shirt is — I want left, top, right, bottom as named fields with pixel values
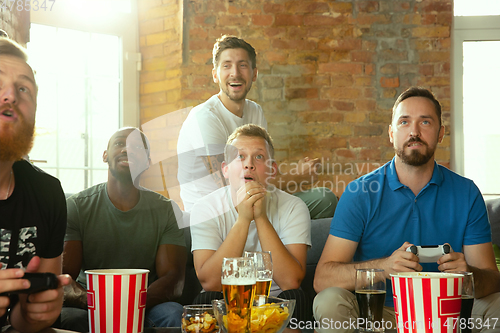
left=312, top=87, right=500, bottom=332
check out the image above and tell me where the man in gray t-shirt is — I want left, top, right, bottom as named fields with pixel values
left=61, top=128, right=186, bottom=331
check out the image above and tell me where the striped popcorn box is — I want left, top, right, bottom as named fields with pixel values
left=86, top=269, right=149, bottom=333
left=391, top=272, right=463, bottom=333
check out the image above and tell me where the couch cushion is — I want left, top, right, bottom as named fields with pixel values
left=301, top=217, right=332, bottom=300
left=486, top=198, right=500, bottom=247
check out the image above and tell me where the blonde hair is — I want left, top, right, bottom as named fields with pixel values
left=225, top=124, right=274, bottom=162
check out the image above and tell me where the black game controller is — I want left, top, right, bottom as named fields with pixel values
left=406, top=244, right=452, bottom=263
left=10, top=272, right=59, bottom=294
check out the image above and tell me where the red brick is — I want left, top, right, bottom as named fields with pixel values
left=308, top=100, right=332, bottom=111
left=264, top=51, right=287, bottom=63
left=318, top=137, right=348, bottom=149
left=189, top=28, right=209, bottom=40
left=380, top=49, right=408, bottom=61
left=419, top=64, right=434, bottom=76
left=412, top=26, right=450, bottom=38
left=355, top=14, right=392, bottom=25
left=356, top=1, right=379, bottom=13
left=263, top=28, right=287, bottom=38
left=189, top=40, right=214, bottom=51
left=272, top=39, right=317, bottom=50
left=380, top=77, right=400, bottom=88
left=218, top=15, right=250, bottom=27
left=355, top=100, right=376, bottom=111
left=335, top=149, right=356, bottom=159
left=354, top=125, right=384, bottom=136
left=252, top=15, right=273, bottom=26
left=365, top=64, right=375, bottom=75
left=422, top=2, right=452, bottom=13
left=319, top=39, right=362, bottom=51
left=319, top=63, right=363, bottom=74
left=331, top=2, right=353, bottom=13
left=333, top=101, right=354, bottom=111
left=323, top=87, right=362, bottom=100
left=285, top=2, right=330, bottom=13
left=304, top=15, right=347, bottom=26
left=285, top=88, right=319, bottom=100
left=263, top=3, right=285, bottom=13
left=417, top=77, right=450, bottom=86
left=274, top=14, right=303, bottom=26
left=331, top=74, right=354, bottom=87
left=418, top=51, right=450, bottom=63
left=330, top=50, right=350, bottom=62
left=351, top=51, right=374, bottom=63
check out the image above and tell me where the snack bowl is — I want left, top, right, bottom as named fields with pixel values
left=212, top=296, right=295, bottom=333
left=182, top=304, right=219, bottom=333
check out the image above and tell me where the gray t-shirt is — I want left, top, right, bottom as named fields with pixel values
left=65, top=183, right=185, bottom=287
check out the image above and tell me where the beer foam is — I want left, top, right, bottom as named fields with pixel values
left=221, top=277, right=256, bottom=285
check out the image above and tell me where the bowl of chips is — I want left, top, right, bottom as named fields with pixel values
left=182, top=304, right=219, bottom=333
left=212, top=296, right=295, bottom=333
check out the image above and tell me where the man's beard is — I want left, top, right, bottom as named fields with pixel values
left=395, top=137, right=435, bottom=167
left=220, top=79, right=251, bottom=102
left=0, top=105, right=35, bottom=161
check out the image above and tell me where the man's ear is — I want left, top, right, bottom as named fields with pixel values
left=103, top=150, right=108, bottom=163
left=270, top=161, right=278, bottom=178
left=252, top=67, right=258, bottom=82
left=221, top=161, right=229, bottom=179
left=438, top=125, right=445, bottom=143
left=212, top=67, right=219, bottom=84
left=388, top=124, right=394, bottom=144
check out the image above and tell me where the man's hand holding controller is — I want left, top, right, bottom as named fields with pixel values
left=406, top=244, right=452, bottom=263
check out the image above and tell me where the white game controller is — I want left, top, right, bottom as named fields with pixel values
left=406, top=244, right=452, bottom=263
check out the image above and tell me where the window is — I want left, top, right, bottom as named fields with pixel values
left=27, top=0, right=140, bottom=194
left=27, top=25, right=121, bottom=193
left=452, top=10, right=500, bottom=197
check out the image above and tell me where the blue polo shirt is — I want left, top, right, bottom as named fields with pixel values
left=331, top=158, right=491, bottom=306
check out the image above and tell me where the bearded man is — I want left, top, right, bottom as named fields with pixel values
left=311, top=87, right=500, bottom=333
left=0, top=37, right=71, bottom=331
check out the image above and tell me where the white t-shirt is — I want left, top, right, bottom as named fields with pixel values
left=177, top=95, right=267, bottom=211
left=190, top=186, right=311, bottom=295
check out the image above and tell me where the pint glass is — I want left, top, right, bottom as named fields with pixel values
left=221, top=257, right=256, bottom=333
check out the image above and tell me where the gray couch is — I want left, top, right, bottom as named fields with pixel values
left=486, top=198, right=500, bottom=249
left=178, top=198, right=500, bottom=305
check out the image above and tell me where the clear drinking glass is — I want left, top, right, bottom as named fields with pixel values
left=451, top=271, right=474, bottom=333
left=221, top=257, right=256, bottom=333
left=244, top=251, right=273, bottom=297
left=181, top=304, right=219, bottom=333
left=355, top=268, right=386, bottom=332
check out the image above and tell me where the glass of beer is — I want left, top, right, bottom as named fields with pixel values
left=451, top=271, right=474, bottom=333
left=244, top=251, right=273, bottom=297
left=355, top=268, right=386, bottom=332
left=221, top=257, right=256, bottom=333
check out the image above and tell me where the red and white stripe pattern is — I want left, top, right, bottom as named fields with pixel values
left=86, top=269, right=149, bottom=333
left=392, top=273, right=462, bottom=333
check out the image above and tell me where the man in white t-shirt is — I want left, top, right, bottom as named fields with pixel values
left=177, top=35, right=337, bottom=217
left=190, top=124, right=312, bottom=322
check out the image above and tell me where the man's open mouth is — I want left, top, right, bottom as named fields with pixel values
left=1, top=109, right=14, bottom=117
left=229, top=82, right=243, bottom=87
left=244, top=175, right=254, bottom=181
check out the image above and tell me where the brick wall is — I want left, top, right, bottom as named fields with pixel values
left=0, top=7, right=30, bottom=45
left=138, top=0, right=452, bottom=201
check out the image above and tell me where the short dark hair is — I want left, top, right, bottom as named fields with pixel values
left=212, top=35, right=257, bottom=69
left=0, top=37, right=28, bottom=62
left=392, top=87, right=442, bottom=126
left=225, top=124, right=274, bottom=162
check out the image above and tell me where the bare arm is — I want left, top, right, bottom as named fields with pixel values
left=146, top=244, right=187, bottom=309
left=193, top=215, right=252, bottom=291
left=10, top=256, right=71, bottom=333
left=254, top=210, right=307, bottom=290
left=201, top=154, right=227, bottom=188
left=314, top=236, right=421, bottom=293
left=439, top=242, right=500, bottom=299
left=61, top=240, right=87, bottom=309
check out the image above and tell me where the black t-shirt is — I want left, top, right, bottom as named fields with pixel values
left=0, top=160, right=66, bottom=325
left=0, top=159, right=66, bottom=268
